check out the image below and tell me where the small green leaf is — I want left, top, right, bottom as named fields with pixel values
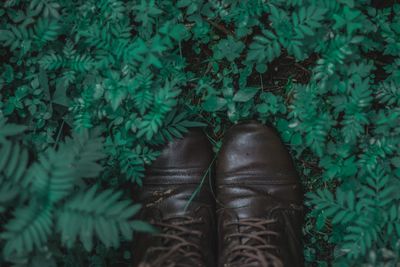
left=131, top=220, right=156, bottom=232
left=233, top=87, right=259, bottom=102
left=256, top=63, right=267, bottom=73
left=169, top=24, right=187, bottom=41
left=53, top=80, right=71, bottom=107
left=257, top=103, right=269, bottom=114
left=316, top=212, right=326, bottom=230
left=202, top=96, right=227, bottom=112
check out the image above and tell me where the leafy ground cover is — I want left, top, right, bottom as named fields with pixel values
left=1, top=0, right=400, bottom=266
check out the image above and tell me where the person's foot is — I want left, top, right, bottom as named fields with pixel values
left=132, top=129, right=216, bottom=267
left=216, top=121, right=304, bottom=267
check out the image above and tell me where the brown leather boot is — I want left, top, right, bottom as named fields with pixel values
left=216, top=121, right=304, bottom=267
left=132, top=129, right=216, bottom=267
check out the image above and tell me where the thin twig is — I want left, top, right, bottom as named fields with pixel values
left=294, top=63, right=311, bottom=74
left=206, top=19, right=234, bottom=36
left=53, top=119, right=65, bottom=149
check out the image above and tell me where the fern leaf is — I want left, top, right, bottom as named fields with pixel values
left=0, top=141, right=29, bottom=208
left=26, top=147, right=76, bottom=203
left=98, top=0, right=126, bottom=20
left=29, top=0, right=60, bottom=18
left=0, top=25, right=30, bottom=52
left=119, top=152, right=145, bottom=186
left=246, top=29, right=281, bottom=72
left=0, top=120, right=29, bottom=208
left=34, top=18, right=61, bottom=44
left=57, top=185, right=147, bottom=251
left=341, top=113, right=368, bottom=143
left=307, top=188, right=358, bottom=225
left=376, top=81, right=400, bottom=106
left=73, top=111, right=94, bottom=132
left=69, top=54, right=94, bottom=72
left=3, top=0, right=21, bottom=7
left=26, top=130, right=105, bottom=203
left=303, top=113, right=334, bottom=156
left=80, top=25, right=111, bottom=49
left=63, top=129, right=106, bottom=178
left=0, top=117, right=27, bottom=143
left=119, top=145, right=159, bottom=185
left=133, top=90, right=153, bottom=115
left=0, top=141, right=29, bottom=183
left=0, top=181, right=19, bottom=212
left=154, top=109, right=206, bottom=143
left=39, top=53, right=64, bottom=70
left=341, top=216, right=382, bottom=259
left=1, top=203, right=53, bottom=257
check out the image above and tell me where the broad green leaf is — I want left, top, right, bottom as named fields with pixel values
left=202, top=96, right=227, bottom=112
left=233, top=87, right=259, bottom=102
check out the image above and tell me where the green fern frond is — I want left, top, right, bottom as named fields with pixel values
left=98, top=0, right=126, bottom=21
left=119, top=151, right=145, bottom=185
left=0, top=120, right=29, bottom=209
left=132, top=0, right=163, bottom=26
left=3, top=0, right=21, bottom=8
left=29, top=0, right=60, bottom=18
left=360, top=166, right=395, bottom=208
left=40, top=53, right=64, bottom=70
left=80, top=25, right=111, bottom=49
left=0, top=181, right=19, bottom=212
left=340, top=216, right=382, bottom=259
left=57, top=185, right=149, bottom=251
left=0, top=117, right=27, bottom=143
left=69, top=55, right=94, bottom=72
left=60, top=70, right=77, bottom=86
left=136, top=81, right=181, bottom=140
left=1, top=203, right=53, bottom=257
left=292, top=6, right=327, bottom=37
left=313, top=35, right=354, bottom=83
left=341, top=113, right=369, bottom=143
left=376, top=81, right=400, bottom=106
left=73, top=111, right=94, bottom=132
left=303, top=113, right=335, bottom=156
left=154, top=109, right=206, bottom=143
left=63, top=130, right=106, bottom=178
left=63, top=40, right=76, bottom=58
left=308, top=188, right=358, bottom=225
left=26, top=147, right=76, bottom=203
left=133, top=90, right=153, bottom=115
left=26, top=130, right=105, bottom=203
left=0, top=141, right=29, bottom=194
left=246, top=29, right=281, bottom=73
left=34, top=18, right=61, bottom=44
left=347, top=76, right=372, bottom=112
left=119, top=145, right=159, bottom=185
left=0, top=25, right=31, bottom=52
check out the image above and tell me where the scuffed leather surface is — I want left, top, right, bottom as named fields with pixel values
left=132, top=129, right=216, bottom=267
left=216, top=121, right=304, bottom=267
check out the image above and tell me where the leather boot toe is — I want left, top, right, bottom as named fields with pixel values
left=132, top=129, right=216, bottom=267
left=216, top=121, right=304, bottom=267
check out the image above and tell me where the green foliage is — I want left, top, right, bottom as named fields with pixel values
left=246, top=29, right=281, bottom=73
left=1, top=0, right=400, bottom=266
left=0, top=118, right=151, bottom=265
left=58, top=185, right=152, bottom=251
left=213, top=36, right=245, bottom=62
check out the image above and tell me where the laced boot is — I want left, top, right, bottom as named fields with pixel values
left=132, top=129, right=216, bottom=267
left=216, top=121, right=304, bottom=267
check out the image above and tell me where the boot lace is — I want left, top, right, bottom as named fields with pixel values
left=223, top=218, right=283, bottom=267
left=140, top=215, right=205, bottom=267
